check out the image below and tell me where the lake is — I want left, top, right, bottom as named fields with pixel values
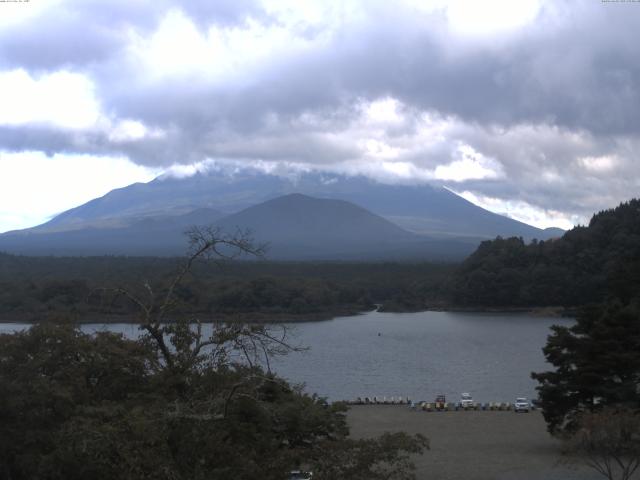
left=0, top=310, right=571, bottom=403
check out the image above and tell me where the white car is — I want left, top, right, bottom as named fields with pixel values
left=514, top=397, right=530, bottom=412
left=460, top=392, right=474, bottom=408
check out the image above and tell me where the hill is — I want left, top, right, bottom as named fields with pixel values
left=447, top=199, right=640, bottom=307
left=0, top=194, right=478, bottom=260
left=24, top=170, right=562, bottom=241
left=215, top=194, right=477, bottom=260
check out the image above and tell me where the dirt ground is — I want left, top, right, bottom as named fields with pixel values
left=347, top=405, right=603, bottom=480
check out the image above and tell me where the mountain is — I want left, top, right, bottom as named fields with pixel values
left=0, top=208, right=224, bottom=256
left=26, top=170, right=562, bottom=241
left=28, top=172, right=288, bottom=233
left=214, top=193, right=477, bottom=260
left=0, top=170, right=566, bottom=259
left=218, top=193, right=415, bottom=244
left=0, top=194, right=478, bottom=260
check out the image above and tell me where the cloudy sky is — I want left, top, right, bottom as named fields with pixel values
left=1, top=0, right=639, bottom=233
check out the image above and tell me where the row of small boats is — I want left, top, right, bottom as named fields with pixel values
left=347, top=397, right=536, bottom=411
left=348, top=396, right=410, bottom=405
left=414, top=401, right=534, bottom=411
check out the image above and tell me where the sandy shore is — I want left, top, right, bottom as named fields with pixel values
left=347, top=405, right=601, bottom=480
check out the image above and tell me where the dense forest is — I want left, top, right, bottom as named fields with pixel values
left=448, top=199, right=640, bottom=308
left=0, top=254, right=453, bottom=322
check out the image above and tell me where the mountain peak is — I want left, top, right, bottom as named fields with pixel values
left=0, top=171, right=563, bottom=258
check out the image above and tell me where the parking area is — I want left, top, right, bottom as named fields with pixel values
left=347, top=405, right=601, bottom=480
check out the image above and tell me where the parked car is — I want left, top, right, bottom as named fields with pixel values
left=289, top=471, right=313, bottom=480
left=460, top=392, right=474, bottom=408
left=514, top=397, right=530, bottom=413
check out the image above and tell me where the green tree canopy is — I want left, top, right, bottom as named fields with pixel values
left=532, top=301, right=640, bottom=435
left=449, top=199, right=640, bottom=308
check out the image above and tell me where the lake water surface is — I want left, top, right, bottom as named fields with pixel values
left=0, top=310, right=572, bottom=403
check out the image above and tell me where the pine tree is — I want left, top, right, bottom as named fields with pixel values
left=532, top=301, right=640, bottom=434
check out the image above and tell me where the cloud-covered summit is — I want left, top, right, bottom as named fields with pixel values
left=1, top=0, right=640, bottom=231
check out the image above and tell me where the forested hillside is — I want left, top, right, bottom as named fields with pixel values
left=448, top=199, right=640, bottom=307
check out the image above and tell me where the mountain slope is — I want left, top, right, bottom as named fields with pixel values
left=0, top=208, right=224, bottom=256
left=214, top=194, right=477, bottom=260
left=218, top=193, right=416, bottom=245
left=27, top=171, right=562, bottom=241
left=0, top=194, right=478, bottom=260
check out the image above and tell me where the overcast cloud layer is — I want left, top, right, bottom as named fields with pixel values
left=1, top=0, right=640, bottom=231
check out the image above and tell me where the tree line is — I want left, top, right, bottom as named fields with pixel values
left=0, top=253, right=453, bottom=321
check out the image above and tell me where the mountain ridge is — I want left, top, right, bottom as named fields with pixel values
left=0, top=193, right=479, bottom=260
left=27, top=171, right=563, bottom=241
left=0, top=171, right=565, bottom=259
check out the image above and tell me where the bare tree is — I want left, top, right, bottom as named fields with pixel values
left=564, top=407, right=640, bottom=480
left=100, top=226, right=300, bottom=376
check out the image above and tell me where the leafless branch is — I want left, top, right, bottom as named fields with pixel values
left=567, top=407, right=640, bottom=480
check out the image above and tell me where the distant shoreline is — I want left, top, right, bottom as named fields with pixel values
left=0, top=304, right=577, bottom=324
left=0, top=308, right=370, bottom=325
left=425, top=305, right=577, bottom=317
left=379, top=303, right=576, bottom=317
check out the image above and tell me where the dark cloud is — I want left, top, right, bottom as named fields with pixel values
left=2, top=0, right=640, bottom=225
left=83, top=0, right=640, bottom=139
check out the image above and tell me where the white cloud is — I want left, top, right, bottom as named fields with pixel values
left=108, top=119, right=165, bottom=142
left=363, top=97, right=405, bottom=125
left=452, top=189, right=579, bottom=230
left=362, top=139, right=403, bottom=160
left=578, top=155, right=618, bottom=172
left=381, top=161, right=425, bottom=179
left=446, top=0, right=540, bottom=36
left=0, top=0, right=60, bottom=29
left=128, top=9, right=218, bottom=79
left=0, top=151, right=159, bottom=233
left=125, top=7, right=320, bottom=82
left=0, top=69, right=100, bottom=129
left=161, top=159, right=215, bottom=178
left=434, top=144, right=504, bottom=182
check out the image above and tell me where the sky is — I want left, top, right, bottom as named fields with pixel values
left=1, top=0, right=640, bottom=233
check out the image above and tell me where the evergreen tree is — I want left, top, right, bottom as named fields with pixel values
left=532, top=301, right=640, bottom=434
left=449, top=198, right=640, bottom=308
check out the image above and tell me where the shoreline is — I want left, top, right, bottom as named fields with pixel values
left=425, top=305, right=577, bottom=317
left=0, top=304, right=577, bottom=324
left=0, top=308, right=371, bottom=325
